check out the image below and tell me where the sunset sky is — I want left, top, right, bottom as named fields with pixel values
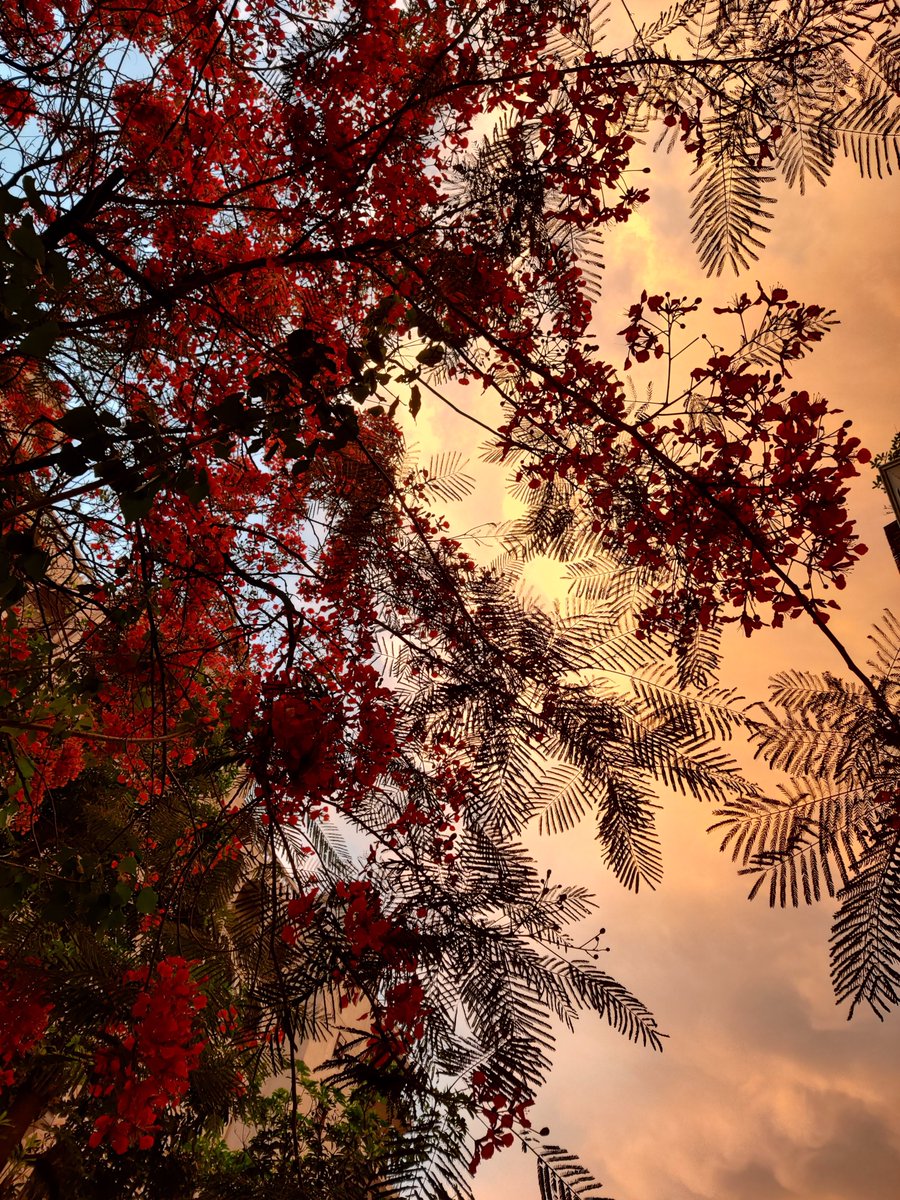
left=5, top=2, right=898, bottom=1190
left=411, top=96, right=900, bottom=1200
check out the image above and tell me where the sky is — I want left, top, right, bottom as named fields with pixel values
left=409, top=96, right=900, bottom=1200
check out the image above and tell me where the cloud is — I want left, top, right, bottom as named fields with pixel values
left=474, top=790, right=900, bottom=1200
left=788, top=1096, right=900, bottom=1200
left=718, top=1159, right=797, bottom=1199
left=466, top=40, right=900, bottom=1200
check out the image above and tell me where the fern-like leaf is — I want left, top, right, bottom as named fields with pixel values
left=831, top=829, right=900, bottom=1018
left=528, top=1136, right=613, bottom=1200
left=690, top=108, right=776, bottom=274
left=419, top=452, right=477, bottom=504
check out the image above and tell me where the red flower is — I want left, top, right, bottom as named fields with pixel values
left=0, top=959, right=53, bottom=1088
left=90, top=957, right=207, bottom=1153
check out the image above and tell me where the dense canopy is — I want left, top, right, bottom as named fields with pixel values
left=1, top=0, right=899, bottom=1196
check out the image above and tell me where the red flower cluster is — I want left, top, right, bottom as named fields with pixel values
left=6, top=732, right=86, bottom=830
left=234, top=667, right=400, bottom=826
left=270, top=692, right=343, bottom=795
left=0, top=617, right=90, bottom=828
left=505, top=285, right=868, bottom=637
left=337, top=880, right=417, bottom=972
left=468, top=1071, right=534, bottom=1175
left=0, top=80, right=35, bottom=129
left=382, top=978, right=426, bottom=1042
left=365, top=976, right=428, bottom=1068
left=0, top=959, right=53, bottom=1087
left=333, top=881, right=429, bottom=1063
left=281, top=885, right=320, bottom=945
left=89, top=957, right=206, bottom=1154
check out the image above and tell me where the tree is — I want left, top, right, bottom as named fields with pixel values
left=1, top=0, right=898, bottom=1196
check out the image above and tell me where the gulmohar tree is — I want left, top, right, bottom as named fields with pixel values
left=1, top=0, right=899, bottom=1196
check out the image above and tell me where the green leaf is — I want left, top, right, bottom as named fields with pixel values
left=21, top=548, right=50, bottom=581
left=0, top=188, right=24, bottom=215
left=10, top=215, right=46, bottom=266
left=363, top=331, right=385, bottom=364
left=367, top=294, right=397, bottom=330
left=56, top=405, right=99, bottom=438
left=15, top=754, right=35, bottom=781
left=409, top=385, right=421, bottom=420
left=415, top=344, right=444, bottom=367
left=174, top=467, right=211, bottom=504
left=3, top=266, right=43, bottom=313
left=135, top=887, right=158, bottom=914
left=42, top=898, right=70, bottom=924
left=17, top=320, right=59, bottom=360
left=119, top=479, right=164, bottom=524
left=119, top=493, right=153, bottom=523
left=209, top=391, right=260, bottom=436
left=55, top=440, right=91, bottom=477
left=45, top=250, right=72, bottom=290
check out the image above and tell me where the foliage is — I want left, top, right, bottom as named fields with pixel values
left=0, top=0, right=896, bottom=1196
left=618, top=0, right=900, bottom=273
left=712, top=611, right=900, bottom=1018
left=3, top=1078, right=409, bottom=1199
